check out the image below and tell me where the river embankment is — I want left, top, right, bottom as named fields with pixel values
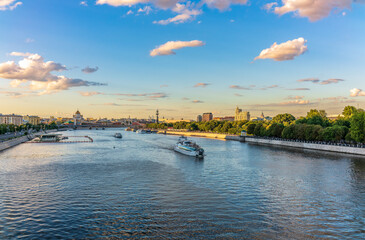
left=245, top=137, right=365, bottom=156
left=0, top=129, right=59, bottom=152
left=0, top=135, right=32, bottom=152
left=157, top=130, right=365, bottom=156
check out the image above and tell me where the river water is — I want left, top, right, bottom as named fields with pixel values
left=0, top=129, right=364, bottom=239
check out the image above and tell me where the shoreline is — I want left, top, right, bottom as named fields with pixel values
left=157, top=130, right=365, bottom=157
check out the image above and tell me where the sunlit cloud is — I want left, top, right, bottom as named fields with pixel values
left=265, top=0, right=354, bottom=22
left=254, top=37, right=308, bottom=61
left=192, top=100, right=204, bottom=103
left=320, top=78, right=344, bottom=85
left=0, top=53, right=105, bottom=94
left=0, top=0, right=22, bottom=11
left=234, top=93, right=243, bottom=97
left=150, top=40, right=204, bottom=56
left=297, top=78, right=320, bottom=83
left=79, top=91, right=102, bottom=96
left=350, top=88, right=365, bottom=97
left=194, top=83, right=210, bottom=88
left=82, top=66, right=99, bottom=73
left=160, top=84, right=168, bottom=88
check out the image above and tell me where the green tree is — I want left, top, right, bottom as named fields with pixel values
left=282, top=124, right=296, bottom=139
left=272, top=113, right=296, bottom=126
left=247, top=123, right=256, bottom=135
left=342, top=106, right=358, bottom=119
left=267, top=123, right=284, bottom=137
left=307, top=109, right=327, bottom=119
left=349, top=111, right=365, bottom=143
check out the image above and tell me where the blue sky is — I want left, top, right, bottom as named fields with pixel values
left=0, top=0, right=364, bottom=119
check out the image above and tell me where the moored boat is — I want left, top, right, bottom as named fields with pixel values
left=174, top=136, right=204, bottom=158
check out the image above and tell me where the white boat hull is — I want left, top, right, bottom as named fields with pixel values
left=174, top=145, right=204, bottom=158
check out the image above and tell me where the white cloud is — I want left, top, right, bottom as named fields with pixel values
left=138, top=6, right=152, bottom=14
left=204, top=0, right=248, bottom=11
left=266, top=0, right=352, bottom=21
left=126, top=10, right=133, bottom=15
left=0, top=53, right=105, bottom=94
left=0, top=0, right=22, bottom=11
left=153, top=3, right=201, bottom=25
left=254, top=37, right=308, bottom=61
left=150, top=40, right=204, bottom=56
left=80, top=1, right=88, bottom=6
left=350, top=88, right=365, bottom=97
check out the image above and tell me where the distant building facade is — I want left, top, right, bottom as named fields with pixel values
left=73, top=110, right=84, bottom=126
left=0, top=114, right=23, bottom=126
left=235, top=107, right=250, bottom=121
left=196, top=115, right=202, bottom=122
left=23, top=115, right=40, bottom=125
left=213, top=116, right=234, bottom=121
left=202, top=113, right=213, bottom=122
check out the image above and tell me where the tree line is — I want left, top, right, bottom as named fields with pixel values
left=0, top=122, right=58, bottom=135
left=146, top=106, right=365, bottom=143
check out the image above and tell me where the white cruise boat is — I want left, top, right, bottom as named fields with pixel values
left=174, top=136, right=204, bottom=158
left=114, top=133, right=122, bottom=138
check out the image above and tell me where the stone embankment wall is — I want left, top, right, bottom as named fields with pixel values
left=0, top=136, right=31, bottom=152
left=245, top=137, right=365, bottom=156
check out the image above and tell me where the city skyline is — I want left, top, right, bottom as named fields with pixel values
left=1, top=0, right=365, bottom=118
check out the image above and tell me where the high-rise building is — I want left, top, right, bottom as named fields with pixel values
left=196, top=115, right=202, bottom=122
left=23, top=115, right=40, bottom=125
left=0, top=114, right=23, bottom=126
left=156, top=109, right=159, bottom=124
left=235, top=106, right=250, bottom=121
left=202, top=113, right=213, bottom=122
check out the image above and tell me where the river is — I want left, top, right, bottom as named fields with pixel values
left=0, top=129, right=364, bottom=239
